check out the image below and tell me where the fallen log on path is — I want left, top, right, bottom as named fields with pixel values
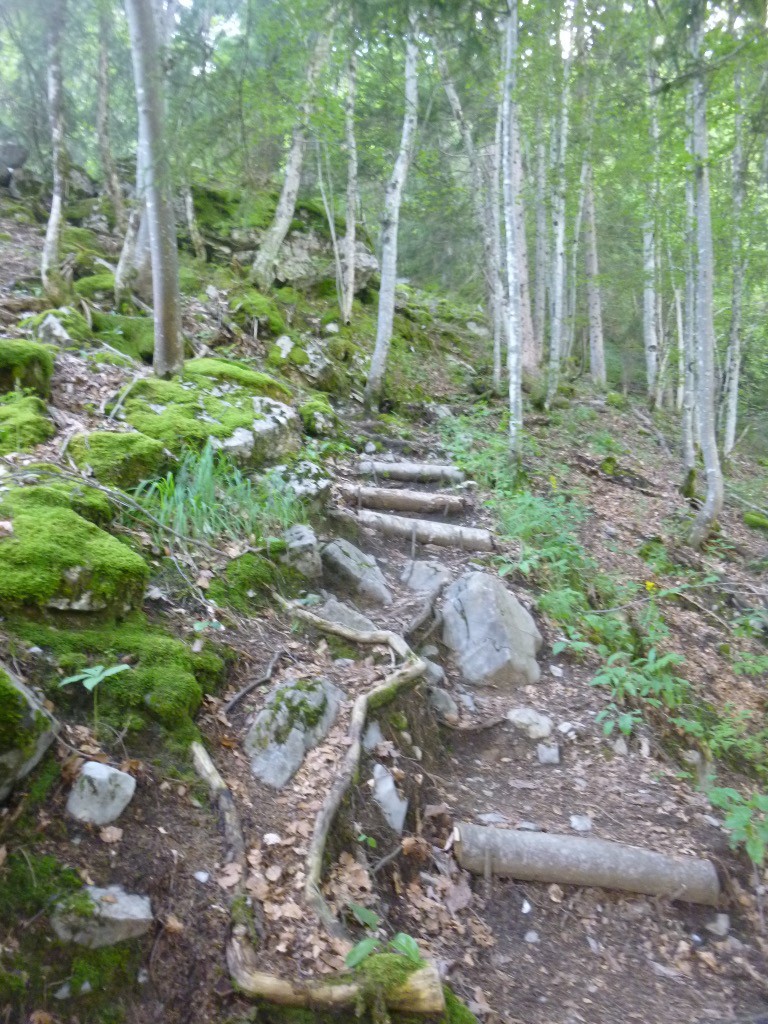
left=227, top=935, right=445, bottom=1013
left=341, top=507, right=495, bottom=552
left=454, top=823, right=720, bottom=906
left=358, top=459, right=465, bottom=484
left=338, top=482, right=467, bottom=516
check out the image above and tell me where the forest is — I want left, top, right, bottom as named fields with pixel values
left=0, top=0, right=767, bottom=1022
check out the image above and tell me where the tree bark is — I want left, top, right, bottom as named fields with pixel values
left=682, top=95, right=697, bottom=478
left=512, top=118, right=535, bottom=377
left=184, top=184, right=207, bottom=261
left=490, top=106, right=505, bottom=392
left=643, top=63, right=660, bottom=404
left=41, top=0, right=67, bottom=300
left=583, top=163, right=605, bottom=387
left=563, top=160, right=587, bottom=366
left=688, top=3, right=724, bottom=548
left=341, top=49, right=358, bottom=324
left=252, top=22, right=333, bottom=291
left=97, top=8, right=127, bottom=233
left=501, top=0, right=522, bottom=452
left=544, top=36, right=572, bottom=409
left=723, top=60, right=746, bottom=458
left=364, top=23, right=419, bottom=409
left=124, top=0, right=183, bottom=377
left=533, top=116, right=547, bottom=367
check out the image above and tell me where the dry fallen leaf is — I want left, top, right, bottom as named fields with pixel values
left=0, top=845, right=7, bottom=868
left=99, top=826, right=123, bottom=844
left=217, top=862, right=243, bottom=889
left=28, top=1012, right=55, bottom=1024
left=265, top=864, right=283, bottom=882
left=164, top=914, right=185, bottom=934
left=548, top=883, right=564, bottom=903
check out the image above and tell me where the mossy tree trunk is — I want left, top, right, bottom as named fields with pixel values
left=124, top=0, right=183, bottom=378
left=364, top=21, right=419, bottom=410
left=41, top=0, right=67, bottom=301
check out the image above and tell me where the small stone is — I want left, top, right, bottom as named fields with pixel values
left=478, top=812, right=508, bottom=825
left=507, top=708, right=553, bottom=740
left=557, top=721, right=578, bottom=739
left=52, top=885, right=153, bottom=948
left=66, top=762, right=136, bottom=826
left=428, top=686, right=459, bottom=725
left=363, top=720, right=384, bottom=752
left=517, top=821, right=542, bottom=831
left=423, top=660, right=446, bottom=688
left=193, top=871, right=210, bottom=884
left=536, top=743, right=560, bottom=765
left=324, top=322, right=340, bottom=334
left=612, top=736, right=629, bottom=756
left=372, top=763, right=408, bottom=833
left=549, top=664, right=564, bottom=678
left=364, top=441, right=376, bottom=455
left=27, top=646, right=43, bottom=656
left=569, top=814, right=592, bottom=833
left=401, top=559, right=451, bottom=597
left=524, top=930, right=540, bottom=944
left=458, top=691, right=476, bottom=712
left=420, top=644, right=439, bottom=659
left=705, top=913, right=730, bottom=938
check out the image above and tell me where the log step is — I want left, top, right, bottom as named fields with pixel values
left=357, top=459, right=465, bottom=484
left=338, top=482, right=466, bottom=516
left=342, top=508, right=494, bottom=552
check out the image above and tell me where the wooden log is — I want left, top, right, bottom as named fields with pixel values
left=227, top=934, right=445, bottom=1013
left=350, top=508, right=494, bottom=552
left=358, top=459, right=465, bottom=484
left=338, top=482, right=466, bottom=515
left=454, top=823, right=720, bottom=906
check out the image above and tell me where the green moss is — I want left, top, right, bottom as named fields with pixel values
left=69, top=431, right=168, bottom=488
left=185, top=358, right=291, bottom=400
left=22, top=306, right=93, bottom=345
left=208, top=552, right=279, bottom=612
left=7, top=475, right=114, bottom=525
left=441, top=987, right=479, bottom=1024
left=0, top=485, right=148, bottom=612
left=299, top=394, right=336, bottom=436
left=73, top=272, right=115, bottom=299
left=606, top=390, right=628, bottom=410
left=84, top=349, right=135, bottom=368
left=9, top=612, right=224, bottom=733
left=744, top=512, right=768, bottom=532
left=274, top=286, right=304, bottom=306
left=0, top=670, right=32, bottom=751
left=388, top=711, right=409, bottom=731
left=0, top=851, right=81, bottom=917
left=179, top=265, right=201, bottom=295
left=0, top=339, right=54, bottom=396
left=71, top=945, right=140, bottom=994
left=61, top=225, right=109, bottom=275
left=0, top=392, right=54, bottom=454
left=91, top=311, right=154, bottom=362
left=228, top=288, right=286, bottom=335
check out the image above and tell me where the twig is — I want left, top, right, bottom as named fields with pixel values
left=223, top=649, right=284, bottom=715
left=371, top=845, right=403, bottom=875
left=105, top=372, right=143, bottom=421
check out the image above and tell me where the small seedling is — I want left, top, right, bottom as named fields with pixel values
left=357, top=832, right=377, bottom=850
left=59, top=663, right=131, bottom=728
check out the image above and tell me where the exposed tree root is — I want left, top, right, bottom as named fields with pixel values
left=275, top=594, right=426, bottom=936
left=223, top=648, right=284, bottom=715
left=338, top=481, right=467, bottom=516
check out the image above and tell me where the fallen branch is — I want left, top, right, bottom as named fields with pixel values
left=454, top=823, right=720, bottom=906
left=223, top=649, right=284, bottom=715
left=338, top=482, right=466, bottom=516
left=190, top=742, right=247, bottom=898
left=275, top=595, right=426, bottom=935
left=358, top=459, right=465, bottom=484
left=227, top=934, right=445, bottom=1012
left=335, top=507, right=495, bottom=552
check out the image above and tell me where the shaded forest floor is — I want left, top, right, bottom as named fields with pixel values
left=1, top=198, right=768, bottom=1024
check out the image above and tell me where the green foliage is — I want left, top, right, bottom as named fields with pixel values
left=590, top=648, right=689, bottom=715
left=743, top=511, right=768, bottom=532
left=59, top=663, right=132, bottom=693
left=709, top=788, right=768, bottom=867
left=0, top=339, right=54, bottom=396
left=0, top=851, right=81, bottom=917
left=0, top=391, right=54, bottom=454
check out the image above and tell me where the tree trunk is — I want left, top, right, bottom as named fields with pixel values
left=252, top=23, right=333, bottom=291
left=124, top=0, right=183, bottom=377
left=682, top=160, right=697, bottom=478
left=723, top=62, right=745, bottom=458
left=643, top=63, right=660, bottom=404
left=674, top=285, right=685, bottom=413
left=364, top=24, right=419, bottom=409
left=688, top=3, right=724, bottom=548
left=341, top=49, right=358, bottom=324
left=501, top=0, right=522, bottom=451
left=583, top=163, right=605, bottom=387
left=544, top=42, right=571, bottom=409
left=184, top=184, right=206, bottom=261
left=489, top=106, right=505, bottom=392
left=41, top=0, right=67, bottom=300
left=97, top=8, right=127, bottom=233
left=512, top=119, right=535, bottom=377
left=563, top=161, right=586, bottom=366
left=533, top=116, right=547, bottom=367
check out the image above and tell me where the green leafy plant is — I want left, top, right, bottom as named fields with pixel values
left=59, top=663, right=132, bottom=728
left=595, top=704, right=643, bottom=737
left=709, top=788, right=768, bottom=867
left=356, top=832, right=377, bottom=850
left=344, top=931, right=422, bottom=969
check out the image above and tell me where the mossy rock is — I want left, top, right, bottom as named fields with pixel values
left=68, top=431, right=168, bottom=489
left=61, top=225, right=109, bottom=275
left=9, top=611, right=225, bottom=735
left=22, top=307, right=93, bottom=347
left=73, top=272, right=115, bottom=299
left=0, top=667, right=58, bottom=801
left=90, top=310, right=154, bottom=362
left=744, top=512, right=768, bottom=533
left=4, top=473, right=115, bottom=525
left=0, top=339, right=54, bottom=396
left=0, top=392, right=54, bottom=454
left=185, top=358, right=291, bottom=400
left=208, top=552, right=302, bottom=613
left=228, top=288, right=286, bottom=335
left=0, top=483, right=148, bottom=614
left=299, top=394, right=336, bottom=437
left=266, top=340, right=310, bottom=370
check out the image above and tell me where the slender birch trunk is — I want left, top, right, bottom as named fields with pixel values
left=363, top=24, right=419, bottom=409
left=643, top=64, right=660, bottom=404
left=490, top=106, right=505, bottom=391
left=501, top=0, right=522, bottom=452
left=563, top=161, right=586, bottom=365
left=533, top=117, right=547, bottom=366
left=688, top=3, right=724, bottom=548
left=183, top=184, right=206, bottom=261
left=674, top=286, right=685, bottom=412
left=341, top=50, right=358, bottom=324
left=583, top=162, right=605, bottom=387
left=512, top=120, right=535, bottom=376
left=41, top=0, right=67, bottom=300
left=253, top=22, right=334, bottom=291
left=97, top=8, right=127, bottom=233
left=544, top=40, right=572, bottom=409
left=723, top=62, right=745, bottom=458
left=124, top=0, right=183, bottom=377
left=683, top=157, right=697, bottom=478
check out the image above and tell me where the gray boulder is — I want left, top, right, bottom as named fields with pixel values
left=322, top=538, right=392, bottom=606
left=281, top=524, right=322, bottom=579
left=401, top=559, right=451, bottom=597
left=274, top=231, right=378, bottom=292
left=208, top=397, right=300, bottom=467
left=66, top=761, right=136, bottom=825
left=315, top=596, right=377, bottom=632
left=52, top=885, right=153, bottom=948
left=441, top=572, right=542, bottom=687
left=0, top=664, right=59, bottom=803
left=245, top=677, right=344, bottom=789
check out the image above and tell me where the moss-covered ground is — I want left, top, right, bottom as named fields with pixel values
left=0, top=391, right=54, bottom=453
left=69, top=430, right=168, bottom=488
